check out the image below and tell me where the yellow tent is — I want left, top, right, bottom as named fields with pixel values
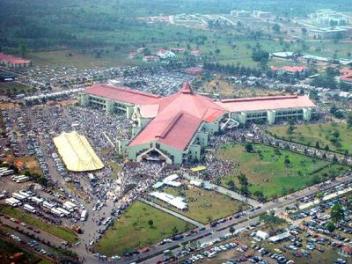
left=190, top=166, right=207, bottom=172
left=53, top=131, right=104, bottom=172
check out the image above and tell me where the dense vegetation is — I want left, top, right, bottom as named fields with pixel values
left=1, top=0, right=352, bottom=52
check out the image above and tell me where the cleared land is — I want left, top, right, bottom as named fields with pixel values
left=95, top=201, right=193, bottom=256
left=268, top=123, right=352, bottom=154
left=218, top=143, right=349, bottom=199
left=200, top=78, right=282, bottom=98
left=0, top=205, right=78, bottom=243
left=156, top=186, right=247, bottom=224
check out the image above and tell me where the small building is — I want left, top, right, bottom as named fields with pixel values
left=269, top=231, right=291, bottom=243
left=191, top=49, right=201, bottom=57
left=271, top=52, right=296, bottom=60
left=185, top=67, right=203, bottom=75
left=271, top=66, right=307, bottom=75
left=143, top=55, right=160, bottom=62
left=0, top=53, right=31, bottom=68
left=256, top=230, right=269, bottom=240
left=339, top=245, right=352, bottom=257
left=340, top=67, right=352, bottom=85
left=156, top=49, right=176, bottom=59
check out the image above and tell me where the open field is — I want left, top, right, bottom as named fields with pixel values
left=218, top=143, right=349, bottom=199
left=0, top=205, right=78, bottom=243
left=157, top=186, right=247, bottom=224
left=267, top=122, right=352, bottom=154
left=95, top=201, right=193, bottom=256
left=200, top=78, right=283, bottom=98
left=28, top=50, right=137, bottom=69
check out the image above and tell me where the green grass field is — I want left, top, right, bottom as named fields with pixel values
left=158, top=187, right=246, bottom=224
left=218, top=143, right=349, bottom=199
left=268, top=122, right=352, bottom=154
left=0, top=205, right=78, bottom=243
left=95, top=201, right=193, bottom=256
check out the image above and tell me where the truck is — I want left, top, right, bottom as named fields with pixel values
left=80, top=210, right=88, bottom=221
left=56, top=207, right=70, bottom=217
left=63, top=201, right=77, bottom=212
left=12, top=192, right=27, bottom=201
left=30, top=196, right=44, bottom=205
left=15, top=176, right=30, bottom=183
left=5, top=197, right=21, bottom=207
left=51, top=208, right=64, bottom=217
left=42, top=201, right=55, bottom=209
left=24, top=204, right=36, bottom=213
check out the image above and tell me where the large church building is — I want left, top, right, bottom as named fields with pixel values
left=80, top=82, right=315, bottom=164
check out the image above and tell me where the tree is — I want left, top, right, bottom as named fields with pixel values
left=330, top=203, right=344, bottom=223
left=245, top=143, right=254, bottom=153
left=227, top=180, right=236, bottom=191
left=325, top=221, right=336, bottom=232
left=229, top=226, right=236, bottom=235
left=272, top=24, right=280, bottom=33
left=172, top=226, right=179, bottom=235
left=253, top=190, right=265, bottom=202
left=347, top=114, right=352, bottom=128
left=148, top=219, right=154, bottom=227
left=19, top=42, right=27, bottom=58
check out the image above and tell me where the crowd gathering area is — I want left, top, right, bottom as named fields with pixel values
left=0, top=65, right=351, bottom=264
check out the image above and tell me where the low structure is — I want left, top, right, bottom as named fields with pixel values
left=81, top=82, right=315, bottom=164
left=271, top=66, right=307, bottom=75
left=150, top=191, right=187, bottom=210
left=53, top=131, right=104, bottom=172
left=0, top=53, right=31, bottom=68
left=340, top=67, right=352, bottom=85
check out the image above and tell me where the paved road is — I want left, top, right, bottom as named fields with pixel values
left=140, top=198, right=205, bottom=228
left=118, top=173, right=352, bottom=264
left=182, top=174, right=261, bottom=208
left=0, top=216, right=66, bottom=248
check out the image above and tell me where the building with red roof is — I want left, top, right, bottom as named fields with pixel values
left=0, top=53, right=31, bottom=68
left=81, top=82, right=315, bottom=164
left=340, top=67, right=352, bottom=85
left=271, top=66, right=307, bottom=74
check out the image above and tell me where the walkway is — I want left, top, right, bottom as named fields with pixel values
left=139, top=198, right=205, bottom=228
left=182, top=173, right=262, bottom=208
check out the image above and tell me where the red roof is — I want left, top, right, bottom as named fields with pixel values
left=85, top=84, right=160, bottom=105
left=340, top=67, right=352, bottom=83
left=129, top=82, right=225, bottom=150
left=0, top=52, right=31, bottom=65
left=84, top=82, right=315, bottom=151
left=271, top=66, right=306, bottom=73
left=217, top=95, right=315, bottom=112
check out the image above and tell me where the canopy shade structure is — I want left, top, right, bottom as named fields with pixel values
left=53, top=131, right=104, bottom=172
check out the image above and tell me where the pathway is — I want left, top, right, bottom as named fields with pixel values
left=182, top=173, right=262, bottom=208
left=139, top=198, right=205, bottom=228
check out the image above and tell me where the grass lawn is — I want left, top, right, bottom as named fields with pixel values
left=95, top=201, right=193, bottom=256
left=267, top=122, right=352, bottom=154
left=0, top=205, right=78, bottom=243
left=156, top=187, right=247, bottom=224
left=28, top=50, right=136, bottom=69
left=218, top=143, right=349, bottom=199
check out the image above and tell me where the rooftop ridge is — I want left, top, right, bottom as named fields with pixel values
left=220, top=95, right=298, bottom=103
left=157, top=112, right=184, bottom=139
left=98, top=84, right=161, bottom=98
